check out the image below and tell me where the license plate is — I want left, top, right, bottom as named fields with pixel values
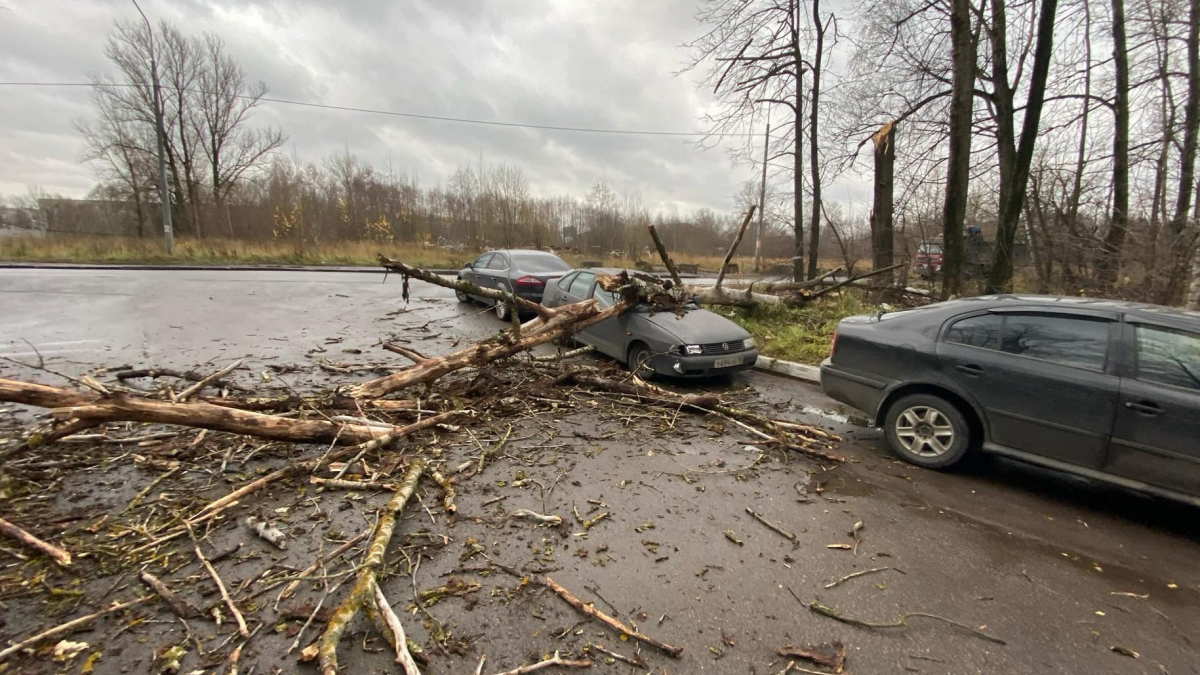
left=713, top=356, right=743, bottom=368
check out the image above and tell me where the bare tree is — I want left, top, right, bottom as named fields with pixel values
left=1097, top=0, right=1131, bottom=288
left=685, top=0, right=826, bottom=280
left=196, top=34, right=285, bottom=238
left=985, top=0, right=1061, bottom=293
left=941, top=0, right=977, bottom=298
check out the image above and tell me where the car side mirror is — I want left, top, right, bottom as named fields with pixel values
left=465, top=262, right=474, bottom=269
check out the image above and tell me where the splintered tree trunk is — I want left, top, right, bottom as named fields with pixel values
left=942, top=0, right=975, bottom=299
left=1098, top=0, right=1130, bottom=289
left=870, top=122, right=895, bottom=285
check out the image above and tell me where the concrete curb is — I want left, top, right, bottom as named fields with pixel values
left=753, top=355, right=821, bottom=384
left=0, top=262, right=460, bottom=275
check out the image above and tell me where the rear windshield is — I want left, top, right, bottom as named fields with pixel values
left=510, top=253, right=572, bottom=273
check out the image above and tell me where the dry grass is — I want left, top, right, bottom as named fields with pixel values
left=0, top=235, right=798, bottom=272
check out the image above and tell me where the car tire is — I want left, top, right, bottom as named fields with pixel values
left=455, top=278, right=470, bottom=303
left=627, top=342, right=655, bottom=380
left=883, top=394, right=971, bottom=469
left=495, top=298, right=511, bottom=321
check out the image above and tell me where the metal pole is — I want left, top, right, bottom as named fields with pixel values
left=133, top=0, right=173, bottom=254
left=753, top=116, right=770, bottom=273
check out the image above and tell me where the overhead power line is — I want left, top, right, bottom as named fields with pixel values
left=0, top=81, right=754, bottom=137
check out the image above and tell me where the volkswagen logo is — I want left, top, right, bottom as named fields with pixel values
left=721, top=342, right=728, bottom=351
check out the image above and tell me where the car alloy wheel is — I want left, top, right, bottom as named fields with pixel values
left=455, top=279, right=470, bottom=303
left=495, top=299, right=511, bottom=321
left=893, top=405, right=955, bottom=458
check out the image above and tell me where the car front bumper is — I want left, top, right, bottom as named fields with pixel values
left=652, top=348, right=759, bottom=378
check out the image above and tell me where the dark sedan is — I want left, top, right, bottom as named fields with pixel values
left=820, top=295, right=1200, bottom=506
left=456, top=249, right=573, bottom=320
left=541, top=268, right=759, bottom=378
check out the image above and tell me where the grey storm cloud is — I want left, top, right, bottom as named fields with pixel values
left=0, top=0, right=797, bottom=214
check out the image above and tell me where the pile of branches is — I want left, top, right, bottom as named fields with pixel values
left=0, top=227, right=844, bottom=673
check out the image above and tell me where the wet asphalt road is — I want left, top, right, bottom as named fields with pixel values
left=2, top=267, right=1199, bottom=674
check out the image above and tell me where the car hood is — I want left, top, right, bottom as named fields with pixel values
left=639, top=308, right=751, bottom=344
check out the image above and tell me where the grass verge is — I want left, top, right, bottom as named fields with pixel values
left=0, top=235, right=800, bottom=272
left=713, top=291, right=874, bottom=365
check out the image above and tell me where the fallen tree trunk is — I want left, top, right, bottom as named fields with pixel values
left=357, top=259, right=641, bottom=398
left=0, top=379, right=426, bottom=445
left=558, top=371, right=843, bottom=462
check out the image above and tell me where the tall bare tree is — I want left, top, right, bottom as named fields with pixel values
left=985, top=0, right=1061, bottom=293
left=686, top=0, right=827, bottom=280
left=941, top=0, right=977, bottom=298
left=1169, top=0, right=1200, bottom=304
left=1097, top=0, right=1131, bottom=288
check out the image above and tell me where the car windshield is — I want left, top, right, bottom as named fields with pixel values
left=510, top=253, right=571, bottom=273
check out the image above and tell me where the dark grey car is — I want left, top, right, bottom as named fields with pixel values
left=820, top=295, right=1200, bottom=506
left=541, top=268, right=759, bottom=378
left=456, top=249, right=573, bottom=321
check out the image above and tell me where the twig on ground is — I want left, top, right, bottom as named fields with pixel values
left=487, top=650, right=592, bottom=675
left=188, top=524, right=249, bottom=637
left=745, top=507, right=798, bottom=542
left=808, top=601, right=1006, bottom=645
left=0, top=516, right=72, bottom=566
left=546, top=577, right=682, bottom=657
left=0, top=596, right=152, bottom=661
left=824, top=567, right=894, bottom=589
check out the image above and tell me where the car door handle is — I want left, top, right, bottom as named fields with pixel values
left=1125, top=400, right=1163, bottom=416
left=955, top=364, right=984, bottom=376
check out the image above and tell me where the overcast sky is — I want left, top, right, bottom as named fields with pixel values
left=0, top=0, right=867, bottom=215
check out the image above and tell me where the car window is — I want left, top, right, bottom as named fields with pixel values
left=944, top=312, right=1110, bottom=371
left=592, top=285, right=617, bottom=308
left=472, top=253, right=493, bottom=268
left=510, top=252, right=571, bottom=273
left=568, top=271, right=595, bottom=298
left=1135, top=324, right=1200, bottom=391
left=486, top=253, right=508, bottom=270
left=558, top=272, right=577, bottom=290
left=945, top=314, right=1003, bottom=350
left=998, top=314, right=1109, bottom=370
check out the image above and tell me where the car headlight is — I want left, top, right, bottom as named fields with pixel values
left=743, top=337, right=756, bottom=349
left=685, top=344, right=703, bottom=355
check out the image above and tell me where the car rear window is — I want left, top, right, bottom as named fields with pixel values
left=1135, top=324, right=1200, bottom=391
left=944, top=312, right=1110, bottom=371
left=568, top=271, right=595, bottom=297
left=510, top=253, right=572, bottom=273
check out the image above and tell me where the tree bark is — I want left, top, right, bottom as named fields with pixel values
left=792, top=0, right=806, bottom=281
left=870, top=122, right=896, bottom=284
left=806, top=0, right=826, bottom=280
left=1098, top=0, right=1130, bottom=289
left=986, top=0, right=1060, bottom=293
left=0, top=379, right=419, bottom=444
left=1165, top=0, right=1200, bottom=304
left=942, top=0, right=975, bottom=299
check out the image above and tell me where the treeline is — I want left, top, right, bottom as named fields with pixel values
left=76, top=19, right=798, bottom=259
left=689, top=0, right=1200, bottom=307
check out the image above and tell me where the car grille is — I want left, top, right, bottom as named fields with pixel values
left=700, top=340, right=744, bottom=355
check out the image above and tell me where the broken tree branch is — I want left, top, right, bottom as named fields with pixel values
left=0, top=378, right=422, bottom=445
left=715, top=206, right=756, bottom=290
left=487, top=650, right=592, bottom=675
left=546, top=576, right=682, bottom=657
left=178, top=359, right=243, bottom=401
left=0, top=596, right=152, bottom=662
left=646, top=224, right=685, bottom=289
left=808, top=600, right=1006, bottom=645
left=318, top=461, right=425, bottom=675
left=0, top=516, right=72, bottom=566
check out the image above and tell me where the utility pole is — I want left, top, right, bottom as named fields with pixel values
left=753, top=116, right=770, bottom=273
left=133, top=0, right=173, bottom=254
